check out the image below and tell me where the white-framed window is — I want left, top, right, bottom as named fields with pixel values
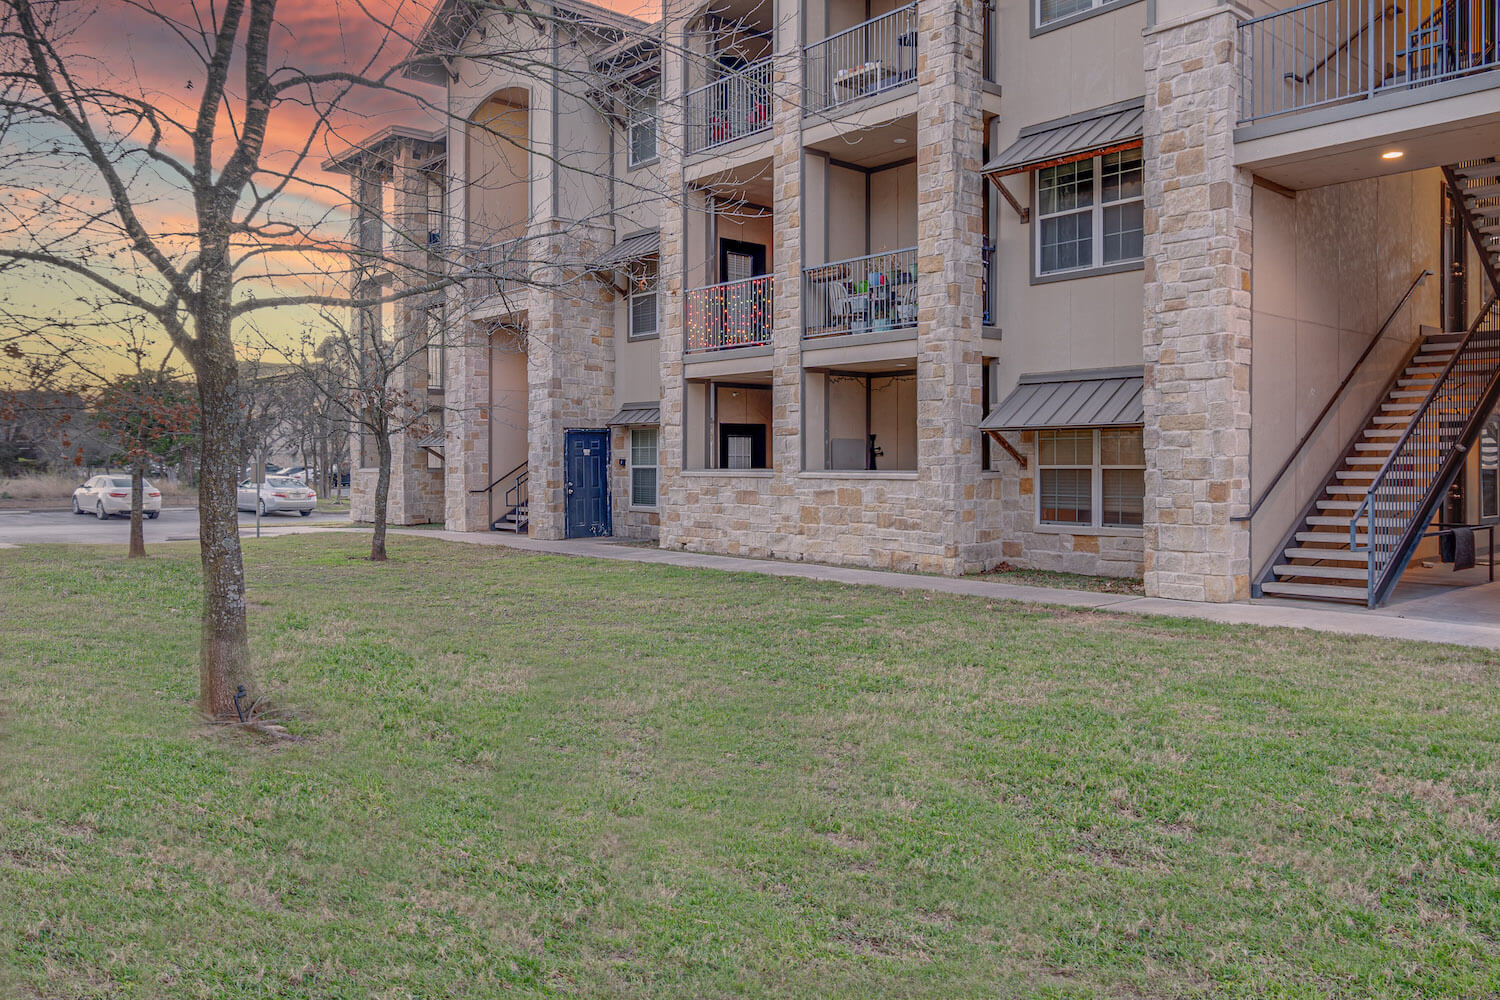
left=1037, top=427, right=1144, bottom=529
left=630, top=426, right=659, bottom=507
left=628, top=256, right=659, bottom=339
left=1035, top=148, right=1144, bottom=277
left=627, top=86, right=658, bottom=167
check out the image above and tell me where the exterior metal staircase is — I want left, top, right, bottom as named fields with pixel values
left=470, top=461, right=529, bottom=534
left=1257, top=159, right=1500, bottom=606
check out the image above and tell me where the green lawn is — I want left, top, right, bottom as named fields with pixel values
left=1, top=536, right=1497, bottom=999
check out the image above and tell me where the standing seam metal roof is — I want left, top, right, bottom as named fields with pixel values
left=980, top=367, right=1145, bottom=430
left=982, top=98, right=1145, bottom=176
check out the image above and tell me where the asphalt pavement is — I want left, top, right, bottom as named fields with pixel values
left=0, top=506, right=346, bottom=546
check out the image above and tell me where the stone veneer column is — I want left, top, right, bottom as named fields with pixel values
left=656, top=5, right=690, bottom=547
left=1141, top=2, right=1253, bottom=601
left=915, top=0, right=986, bottom=573
left=769, top=13, right=802, bottom=500
left=443, top=303, right=493, bottom=532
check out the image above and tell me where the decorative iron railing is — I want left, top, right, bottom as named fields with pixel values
left=802, top=247, right=918, bottom=340
left=686, top=58, right=774, bottom=154
left=686, top=274, right=775, bottom=353
left=457, top=236, right=529, bottom=290
left=1238, top=0, right=1500, bottom=125
left=803, top=4, right=918, bottom=115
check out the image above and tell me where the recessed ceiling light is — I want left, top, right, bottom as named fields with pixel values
left=1381, top=149, right=1404, bottom=160
left=893, top=137, right=907, bottom=144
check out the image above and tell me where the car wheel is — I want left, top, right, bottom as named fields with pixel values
left=299, top=509, right=312, bottom=517
left=258, top=499, right=266, bottom=517
left=96, top=501, right=108, bottom=520
left=72, top=497, right=82, bottom=515
left=147, top=511, right=159, bottom=520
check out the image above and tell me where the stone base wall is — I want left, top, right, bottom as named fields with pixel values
left=662, top=472, right=973, bottom=574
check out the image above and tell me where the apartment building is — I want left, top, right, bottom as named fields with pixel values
left=335, top=0, right=1500, bottom=608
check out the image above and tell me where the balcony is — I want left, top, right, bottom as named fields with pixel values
left=803, top=4, right=918, bottom=116
left=1238, top=0, right=1500, bottom=125
left=802, top=247, right=917, bottom=340
left=686, top=274, right=774, bottom=353
left=685, top=59, right=773, bottom=155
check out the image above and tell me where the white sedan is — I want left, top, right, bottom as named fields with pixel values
left=237, top=476, right=317, bottom=516
left=72, top=475, right=162, bottom=519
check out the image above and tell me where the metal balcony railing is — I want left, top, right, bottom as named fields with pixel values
left=457, top=235, right=529, bottom=291
left=686, top=58, right=774, bottom=154
left=1238, top=0, right=1500, bottom=125
left=686, top=274, right=774, bottom=353
left=802, top=247, right=917, bottom=340
left=803, top=4, right=918, bottom=115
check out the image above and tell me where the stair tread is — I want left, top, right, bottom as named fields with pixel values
left=1297, top=531, right=1369, bottom=543
left=1273, top=563, right=1369, bottom=580
left=1260, top=580, right=1368, bottom=601
left=1282, top=546, right=1369, bottom=561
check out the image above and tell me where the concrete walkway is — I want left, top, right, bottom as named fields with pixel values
left=305, top=525, right=1500, bottom=652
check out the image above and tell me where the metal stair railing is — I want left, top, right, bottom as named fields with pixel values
left=503, top=469, right=529, bottom=528
left=1351, top=294, right=1500, bottom=605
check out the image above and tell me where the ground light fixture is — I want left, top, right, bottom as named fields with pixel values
left=1381, top=150, right=1404, bottom=160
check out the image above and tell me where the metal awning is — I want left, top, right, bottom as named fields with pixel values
left=594, top=230, right=659, bottom=268
left=981, top=367, right=1144, bottom=431
left=606, top=403, right=660, bottom=426
left=416, top=429, right=445, bottom=457
left=982, top=98, right=1144, bottom=177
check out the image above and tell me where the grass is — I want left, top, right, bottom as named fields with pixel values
left=974, top=563, right=1145, bottom=596
left=1, top=535, right=1497, bottom=999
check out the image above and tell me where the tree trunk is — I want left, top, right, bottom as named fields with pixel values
left=128, top=462, right=146, bottom=558
left=194, top=356, right=253, bottom=720
left=371, top=423, right=391, bottom=561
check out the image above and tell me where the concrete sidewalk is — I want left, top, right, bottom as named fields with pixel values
left=274, top=525, right=1500, bottom=652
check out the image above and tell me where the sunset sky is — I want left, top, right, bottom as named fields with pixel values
left=1, top=0, right=657, bottom=379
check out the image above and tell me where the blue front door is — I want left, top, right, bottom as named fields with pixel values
left=564, top=429, right=611, bottom=538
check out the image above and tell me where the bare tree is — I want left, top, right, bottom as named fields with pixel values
left=0, top=0, right=751, bottom=719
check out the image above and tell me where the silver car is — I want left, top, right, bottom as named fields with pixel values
left=237, top=476, right=317, bottom=516
left=72, top=475, right=163, bottom=519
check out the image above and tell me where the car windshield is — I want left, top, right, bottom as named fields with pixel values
left=266, top=477, right=302, bottom=488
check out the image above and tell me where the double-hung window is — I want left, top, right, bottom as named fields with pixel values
left=1035, top=148, right=1144, bottom=277
left=628, top=256, right=659, bottom=339
left=1038, top=427, right=1144, bottom=529
left=630, top=427, right=659, bottom=508
left=627, top=86, right=659, bottom=167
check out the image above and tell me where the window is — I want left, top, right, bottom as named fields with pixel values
left=1036, top=149, right=1144, bottom=277
left=1037, top=427, right=1144, bottom=529
left=627, top=86, right=658, bottom=167
left=630, top=427, right=658, bottom=507
left=1035, top=0, right=1133, bottom=29
left=628, top=256, right=659, bottom=339
left=426, top=342, right=444, bottom=391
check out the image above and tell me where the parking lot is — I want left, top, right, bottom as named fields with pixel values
left=0, top=506, right=346, bottom=546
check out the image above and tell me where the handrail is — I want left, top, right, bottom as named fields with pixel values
left=1350, top=292, right=1500, bottom=554
left=469, top=460, right=528, bottom=495
left=1235, top=268, right=1430, bottom=522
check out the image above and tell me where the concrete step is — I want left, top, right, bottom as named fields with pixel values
left=1261, top=580, right=1369, bottom=602
left=1456, top=162, right=1500, bottom=181
left=1307, top=515, right=1366, bottom=527
left=1315, top=499, right=1363, bottom=510
left=1282, top=546, right=1369, bottom=562
left=1273, top=563, right=1369, bottom=581
left=1325, top=483, right=1371, bottom=494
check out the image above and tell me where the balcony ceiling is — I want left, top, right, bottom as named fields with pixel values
left=805, top=117, right=918, bottom=169
left=690, top=160, right=774, bottom=209
left=1235, top=76, right=1500, bottom=190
